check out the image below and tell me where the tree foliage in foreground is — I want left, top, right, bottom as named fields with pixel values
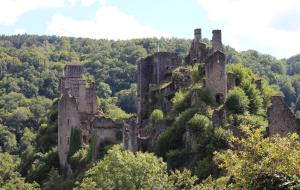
left=75, top=145, right=200, bottom=190
left=213, top=127, right=300, bottom=189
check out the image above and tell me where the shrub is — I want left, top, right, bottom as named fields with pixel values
left=69, top=147, right=88, bottom=172
left=86, top=131, right=96, bottom=163
left=188, top=114, right=212, bottom=134
left=191, top=64, right=202, bottom=82
left=192, top=88, right=212, bottom=105
left=149, top=109, right=164, bottom=126
left=241, top=80, right=263, bottom=114
left=68, top=128, right=82, bottom=158
left=166, top=149, right=189, bottom=169
left=154, top=108, right=198, bottom=156
left=227, top=64, right=251, bottom=85
left=225, top=87, right=249, bottom=114
left=214, top=127, right=300, bottom=189
left=171, top=90, right=190, bottom=112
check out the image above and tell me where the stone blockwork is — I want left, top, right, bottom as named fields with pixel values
left=186, top=29, right=208, bottom=64
left=123, top=119, right=138, bottom=152
left=186, top=29, right=227, bottom=104
left=205, top=51, right=227, bottom=104
left=212, top=107, right=226, bottom=128
left=137, top=52, right=182, bottom=124
left=268, top=96, right=300, bottom=136
left=58, top=62, right=123, bottom=173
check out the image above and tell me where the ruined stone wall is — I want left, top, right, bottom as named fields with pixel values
left=123, top=120, right=138, bottom=152
left=150, top=52, right=182, bottom=84
left=60, top=78, right=96, bottom=114
left=212, top=107, right=226, bottom=128
left=93, top=118, right=123, bottom=149
left=205, top=51, right=227, bottom=104
left=58, top=63, right=97, bottom=171
left=58, top=95, right=80, bottom=169
left=212, top=30, right=223, bottom=52
left=186, top=29, right=208, bottom=64
left=64, top=63, right=83, bottom=78
left=137, top=52, right=181, bottom=124
left=268, top=96, right=299, bottom=136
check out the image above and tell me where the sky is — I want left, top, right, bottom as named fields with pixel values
left=0, top=0, right=299, bottom=58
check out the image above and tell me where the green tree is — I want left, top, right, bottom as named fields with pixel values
left=214, top=127, right=300, bottom=189
left=75, top=145, right=199, bottom=190
left=0, top=124, right=17, bottom=152
left=68, top=128, right=82, bottom=158
left=96, top=82, right=112, bottom=98
left=225, top=87, right=249, bottom=114
left=149, top=109, right=164, bottom=126
left=241, top=80, right=263, bottom=114
left=0, top=152, right=39, bottom=189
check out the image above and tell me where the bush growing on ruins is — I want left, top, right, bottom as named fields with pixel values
left=171, top=90, right=191, bottom=112
left=96, top=82, right=112, bottom=98
left=86, top=131, right=97, bottom=163
left=149, top=109, right=164, bottom=126
left=241, top=80, right=263, bottom=114
left=188, top=114, right=212, bottom=134
left=214, top=127, right=300, bottom=189
left=231, top=114, right=268, bottom=131
left=191, top=64, right=202, bottom=82
left=225, top=87, right=249, bottom=114
left=227, top=64, right=252, bottom=86
left=97, top=138, right=114, bottom=159
left=154, top=108, right=198, bottom=157
left=69, top=147, right=88, bottom=173
left=68, top=128, right=82, bottom=158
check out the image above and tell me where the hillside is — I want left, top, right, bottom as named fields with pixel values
left=0, top=35, right=300, bottom=189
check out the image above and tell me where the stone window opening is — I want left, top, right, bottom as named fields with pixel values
left=192, top=58, right=197, bottom=65
left=67, top=137, right=70, bottom=144
left=216, top=93, right=224, bottom=104
left=67, top=119, right=70, bottom=126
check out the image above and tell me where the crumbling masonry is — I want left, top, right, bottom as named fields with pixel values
left=59, top=28, right=300, bottom=170
left=268, top=95, right=300, bottom=136
left=58, top=62, right=123, bottom=173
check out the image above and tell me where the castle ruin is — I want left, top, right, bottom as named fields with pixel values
left=137, top=52, right=182, bottom=124
left=58, top=28, right=300, bottom=172
left=186, top=29, right=227, bottom=104
left=58, top=62, right=123, bottom=173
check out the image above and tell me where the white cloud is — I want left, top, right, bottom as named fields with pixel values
left=67, top=0, right=106, bottom=7
left=0, top=0, right=64, bottom=26
left=198, top=0, right=300, bottom=58
left=47, top=6, right=170, bottom=39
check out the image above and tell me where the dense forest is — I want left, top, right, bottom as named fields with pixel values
left=1, top=34, right=300, bottom=189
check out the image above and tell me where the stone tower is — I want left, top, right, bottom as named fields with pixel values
left=185, top=28, right=227, bottom=104
left=58, top=62, right=96, bottom=171
left=205, top=50, right=227, bottom=104
left=212, top=30, right=223, bottom=52
left=186, top=28, right=208, bottom=64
